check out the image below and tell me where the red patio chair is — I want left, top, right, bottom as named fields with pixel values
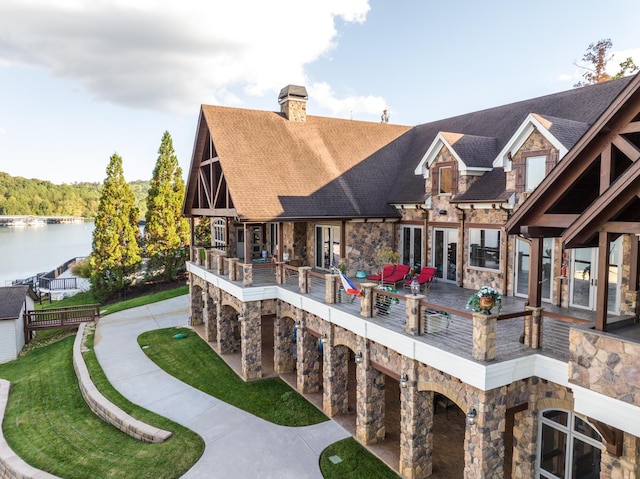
left=381, top=264, right=411, bottom=286
left=366, top=264, right=396, bottom=281
left=404, top=267, right=436, bottom=290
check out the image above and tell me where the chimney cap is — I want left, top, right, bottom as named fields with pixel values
left=278, top=85, right=308, bottom=103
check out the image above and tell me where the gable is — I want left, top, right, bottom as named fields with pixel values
left=414, top=132, right=496, bottom=178
left=506, top=72, right=640, bottom=245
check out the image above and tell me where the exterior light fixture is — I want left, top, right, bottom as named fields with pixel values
left=466, top=407, right=477, bottom=425
left=400, top=374, right=409, bottom=388
left=321, top=333, right=328, bottom=344
left=294, top=320, right=301, bottom=330
left=438, top=209, right=447, bottom=215
left=410, top=279, right=420, bottom=296
left=354, top=352, right=363, bottom=364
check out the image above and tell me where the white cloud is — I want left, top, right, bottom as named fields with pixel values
left=0, top=1, right=370, bottom=114
left=310, top=82, right=387, bottom=122
left=0, top=127, right=6, bottom=135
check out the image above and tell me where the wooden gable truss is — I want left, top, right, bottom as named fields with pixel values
left=186, top=131, right=236, bottom=218
left=506, top=73, right=640, bottom=329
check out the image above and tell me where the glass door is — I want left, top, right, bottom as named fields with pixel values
left=315, top=225, right=340, bottom=271
left=515, top=237, right=553, bottom=301
left=570, top=248, right=596, bottom=309
left=401, top=225, right=423, bottom=271
left=433, top=228, right=457, bottom=283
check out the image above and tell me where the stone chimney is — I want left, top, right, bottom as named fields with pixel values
left=278, top=85, right=308, bottom=122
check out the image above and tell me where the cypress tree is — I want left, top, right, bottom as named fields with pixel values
left=144, top=131, right=189, bottom=280
left=90, top=153, right=142, bottom=300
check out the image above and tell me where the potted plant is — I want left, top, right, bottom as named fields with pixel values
left=375, top=247, right=400, bottom=284
left=465, top=286, right=502, bottom=315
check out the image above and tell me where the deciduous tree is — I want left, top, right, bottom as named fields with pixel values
left=575, top=38, right=639, bottom=87
left=90, top=153, right=142, bottom=300
left=144, top=131, right=190, bottom=280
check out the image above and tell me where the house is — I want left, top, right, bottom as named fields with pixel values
left=0, top=286, right=37, bottom=363
left=183, top=75, right=640, bottom=478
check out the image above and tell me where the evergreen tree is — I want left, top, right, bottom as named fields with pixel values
left=90, top=153, right=142, bottom=300
left=144, top=131, right=190, bottom=280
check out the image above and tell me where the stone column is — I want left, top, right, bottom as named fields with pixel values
left=298, top=266, right=312, bottom=293
left=217, top=306, right=238, bottom=354
left=228, top=258, right=239, bottom=281
left=189, top=280, right=204, bottom=326
left=472, top=312, right=497, bottom=361
left=405, top=294, right=425, bottom=336
left=464, top=391, right=506, bottom=479
left=240, top=302, right=262, bottom=381
left=297, top=326, right=322, bottom=394
left=511, top=406, right=537, bottom=478
left=204, top=288, right=219, bottom=342
left=324, top=338, right=350, bottom=417
left=275, top=262, right=285, bottom=285
left=216, top=254, right=225, bottom=275
left=356, top=360, right=386, bottom=444
left=524, top=306, right=543, bottom=349
left=399, top=361, right=431, bottom=479
left=360, top=282, right=377, bottom=318
left=242, top=263, right=253, bottom=286
left=274, top=310, right=298, bottom=374
left=325, top=274, right=338, bottom=304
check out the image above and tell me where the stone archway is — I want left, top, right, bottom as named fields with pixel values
left=189, top=282, right=204, bottom=326
left=218, top=303, right=241, bottom=354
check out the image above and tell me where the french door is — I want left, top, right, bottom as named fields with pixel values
left=315, top=225, right=340, bottom=271
left=569, top=238, right=621, bottom=312
left=514, top=237, right=553, bottom=301
left=401, top=225, right=423, bottom=270
left=433, top=228, right=457, bottom=283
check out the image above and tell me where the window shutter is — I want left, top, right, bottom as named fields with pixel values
left=451, top=166, right=459, bottom=195
left=432, top=167, right=438, bottom=195
left=515, top=159, right=525, bottom=193
left=546, top=151, right=558, bottom=174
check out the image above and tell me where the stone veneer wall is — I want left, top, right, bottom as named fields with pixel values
left=345, top=222, right=396, bottom=278
left=569, top=328, right=640, bottom=406
left=73, top=323, right=172, bottom=443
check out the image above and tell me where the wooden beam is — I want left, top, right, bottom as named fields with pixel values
left=595, top=231, right=611, bottom=331
left=600, top=144, right=612, bottom=194
left=530, top=214, right=579, bottom=228
left=520, top=226, right=566, bottom=238
left=612, top=134, right=640, bottom=162
left=621, top=121, right=640, bottom=134
left=189, top=208, right=237, bottom=217
left=590, top=419, right=624, bottom=457
left=528, top=238, right=543, bottom=308
left=370, top=361, right=401, bottom=381
left=599, top=222, right=640, bottom=234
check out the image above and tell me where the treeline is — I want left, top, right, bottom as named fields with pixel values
left=0, top=172, right=149, bottom=218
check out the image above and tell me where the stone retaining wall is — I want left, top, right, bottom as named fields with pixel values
left=73, top=323, right=172, bottom=443
left=0, top=379, right=61, bottom=479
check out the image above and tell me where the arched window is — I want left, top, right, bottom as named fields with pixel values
left=537, top=409, right=602, bottom=478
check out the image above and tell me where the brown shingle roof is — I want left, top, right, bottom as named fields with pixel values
left=199, top=106, right=411, bottom=220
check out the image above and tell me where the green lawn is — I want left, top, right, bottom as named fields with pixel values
left=138, top=327, right=328, bottom=426
left=320, top=438, right=400, bottom=479
left=0, top=332, right=203, bottom=479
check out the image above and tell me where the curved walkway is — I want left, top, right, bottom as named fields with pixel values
left=94, top=295, right=349, bottom=479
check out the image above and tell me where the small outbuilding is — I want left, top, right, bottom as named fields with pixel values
left=0, top=285, right=38, bottom=363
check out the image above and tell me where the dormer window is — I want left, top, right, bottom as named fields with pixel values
left=439, top=166, right=452, bottom=194
left=525, top=155, right=546, bottom=191
left=515, top=149, right=557, bottom=193
left=433, top=161, right=457, bottom=196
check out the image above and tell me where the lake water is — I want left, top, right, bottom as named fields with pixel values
left=0, top=221, right=95, bottom=286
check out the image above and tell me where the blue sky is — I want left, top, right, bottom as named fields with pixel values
left=1, top=0, right=639, bottom=184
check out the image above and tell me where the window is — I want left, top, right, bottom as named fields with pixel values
left=268, top=223, right=279, bottom=256
left=537, top=409, right=601, bottom=478
left=469, top=228, right=500, bottom=270
left=213, top=218, right=226, bottom=249
left=526, top=155, right=546, bottom=191
left=439, top=166, right=452, bottom=194
left=315, top=225, right=340, bottom=270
